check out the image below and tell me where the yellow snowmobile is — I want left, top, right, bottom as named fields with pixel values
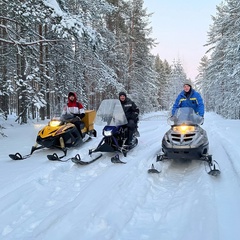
left=9, top=110, right=96, bottom=160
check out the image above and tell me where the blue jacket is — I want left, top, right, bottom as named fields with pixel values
left=172, top=89, right=204, bottom=117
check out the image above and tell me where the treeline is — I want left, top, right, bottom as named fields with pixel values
left=0, top=0, right=167, bottom=123
left=196, top=0, right=240, bottom=119
left=0, top=0, right=239, bottom=125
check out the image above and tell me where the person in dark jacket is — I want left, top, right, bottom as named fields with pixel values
left=119, top=92, right=139, bottom=145
left=172, top=82, right=204, bottom=117
left=62, top=92, right=85, bottom=137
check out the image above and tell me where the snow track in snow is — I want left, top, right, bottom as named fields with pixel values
left=1, top=112, right=240, bottom=240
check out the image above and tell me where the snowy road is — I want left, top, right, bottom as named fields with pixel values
left=1, top=112, right=240, bottom=240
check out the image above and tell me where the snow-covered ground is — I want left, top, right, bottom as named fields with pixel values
left=1, top=111, right=240, bottom=240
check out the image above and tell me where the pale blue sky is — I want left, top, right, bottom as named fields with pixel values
left=143, top=0, right=223, bottom=80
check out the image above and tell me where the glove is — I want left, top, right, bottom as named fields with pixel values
left=71, top=116, right=81, bottom=123
left=200, top=117, right=204, bottom=125
left=135, top=112, right=140, bottom=122
left=80, top=113, right=85, bottom=119
left=74, top=113, right=85, bottom=120
left=132, top=112, right=139, bottom=121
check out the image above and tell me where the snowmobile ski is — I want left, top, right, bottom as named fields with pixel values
left=9, top=145, right=43, bottom=160
left=9, top=152, right=31, bottom=160
left=71, top=153, right=103, bottom=165
left=111, top=154, right=126, bottom=164
left=208, top=168, right=220, bottom=176
left=47, top=152, right=69, bottom=162
left=148, top=163, right=161, bottom=174
left=206, top=160, right=221, bottom=176
left=47, top=152, right=102, bottom=164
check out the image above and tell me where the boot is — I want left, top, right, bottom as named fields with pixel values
left=126, top=129, right=134, bottom=145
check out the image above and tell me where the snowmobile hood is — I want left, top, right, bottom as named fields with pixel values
left=38, top=119, right=75, bottom=138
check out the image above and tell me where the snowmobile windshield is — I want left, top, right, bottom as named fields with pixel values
left=172, top=107, right=203, bottom=125
left=95, top=99, right=128, bottom=126
left=49, top=103, right=66, bottom=120
left=60, top=113, right=75, bottom=121
left=48, top=114, right=74, bottom=127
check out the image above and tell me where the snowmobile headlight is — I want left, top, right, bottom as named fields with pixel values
left=103, top=129, right=113, bottom=136
left=49, top=120, right=61, bottom=127
left=173, top=126, right=195, bottom=133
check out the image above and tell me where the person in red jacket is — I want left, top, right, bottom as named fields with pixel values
left=62, top=92, right=85, bottom=137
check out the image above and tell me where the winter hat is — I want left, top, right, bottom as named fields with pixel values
left=183, top=80, right=192, bottom=88
left=68, top=92, right=75, bottom=98
left=119, top=91, right=127, bottom=98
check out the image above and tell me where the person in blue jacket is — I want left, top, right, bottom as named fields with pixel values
left=172, top=82, right=204, bottom=117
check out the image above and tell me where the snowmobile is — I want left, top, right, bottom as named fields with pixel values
left=72, top=99, right=139, bottom=165
left=148, top=107, right=220, bottom=176
left=9, top=110, right=97, bottom=160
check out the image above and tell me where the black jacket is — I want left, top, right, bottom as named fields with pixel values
left=120, top=97, right=139, bottom=122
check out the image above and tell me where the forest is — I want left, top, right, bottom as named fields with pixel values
left=0, top=0, right=239, bottom=124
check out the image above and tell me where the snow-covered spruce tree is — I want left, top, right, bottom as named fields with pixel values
left=154, top=55, right=171, bottom=110
left=0, top=0, right=113, bottom=122
left=195, top=55, right=210, bottom=110
left=0, top=0, right=159, bottom=121
left=167, top=59, right=188, bottom=111
left=117, top=0, right=157, bottom=112
left=0, top=0, right=58, bottom=123
left=62, top=0, right=123, bottom=110
left=204, top=0, right=240, bottom=119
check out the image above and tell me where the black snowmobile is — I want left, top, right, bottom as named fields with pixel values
left=72, top=99, right=138, bottom=165
left=9, top=110, right=97, bottom=160
left=148, top=107, right=220, bottom=176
